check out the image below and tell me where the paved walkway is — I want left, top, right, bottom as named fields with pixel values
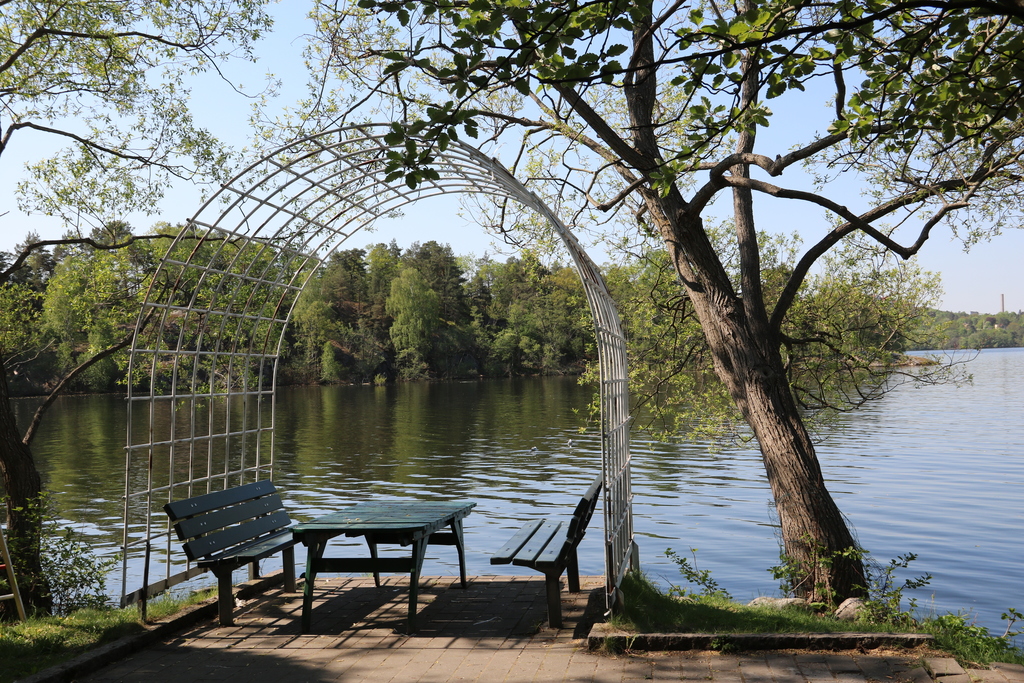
left=64, top=576, right=1024, bottom=683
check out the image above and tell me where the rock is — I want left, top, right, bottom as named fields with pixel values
left=747, top=597, right=811, bottom=610
left=835, top=597, right=867, bottom=621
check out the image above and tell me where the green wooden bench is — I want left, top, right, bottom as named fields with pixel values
left=490, top=476, right=602, bottom=628
left=164, top=480, right=297, bottom=626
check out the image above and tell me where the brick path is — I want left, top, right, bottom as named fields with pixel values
left=69, top=576, right=1024, bottom=683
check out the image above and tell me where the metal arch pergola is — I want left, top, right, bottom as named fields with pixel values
left=120, top=123, right=636, bottom=616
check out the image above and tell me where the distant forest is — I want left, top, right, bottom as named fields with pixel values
left=3, top=231, right=1020, bottom=398
left=911, top=309, right=1024, bottom=350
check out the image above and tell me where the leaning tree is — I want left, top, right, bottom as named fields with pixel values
left=298, top=0, right=1024, bottom=602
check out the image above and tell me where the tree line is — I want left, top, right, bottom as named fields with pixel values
left=1, top=229, right=599, bottom=397
left=4, top=227, right=955, bottom=400
left=912, top=310, right=1024, bottom=351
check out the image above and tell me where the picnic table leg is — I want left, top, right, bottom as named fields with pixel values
left=406, top=537, right=430, bottom=633
left=364, top=534, right=381, bottom=587
left=449, top=519, right=468, bottom=588
left=301, top=537, right=328, bottom=634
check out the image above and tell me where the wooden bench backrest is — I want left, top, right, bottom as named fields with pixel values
left=564, top=476, right=602, bottom=550
left=163, top=480, right=291, bottom=561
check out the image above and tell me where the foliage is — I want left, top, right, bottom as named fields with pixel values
left=922, top=613, right=1024, bottom=667
left=913, top=310, right=1024, bottom=350
left=768, top=537, right=868, bottom=610
left=38, top=525, right=119, bottom=617
left=857, top=553, right=933, bottom=628
left=283, top=241, right=594, bottom=383
left=0, top=0, right=273, bottom=229
left=598, top=233, right=943, bottom=441
left=664, top=548, right=731, bottom=600
left=0, top=283, right=40, bottom=356
left=0, top=495, right=116, bottom=617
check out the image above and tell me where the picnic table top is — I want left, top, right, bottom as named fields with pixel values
left=292, top=501, right=476, bottom=536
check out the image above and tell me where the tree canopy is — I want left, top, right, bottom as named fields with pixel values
left=1, top=0, right=273, bottom=228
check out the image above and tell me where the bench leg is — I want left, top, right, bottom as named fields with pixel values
left=213, top=568, right=235, bottom=626
left=566, top=548, right=581, bottom=593
left=249, top=559, right=260, bottom=582
left=283, top=546, right=297, bottom=593
left=543, top=571, right=563, bottom=629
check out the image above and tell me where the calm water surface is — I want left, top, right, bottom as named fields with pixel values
left=15, top=348, right=1023, bottom=636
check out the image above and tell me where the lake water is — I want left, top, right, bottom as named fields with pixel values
left=13, top=347, right=1023, bottom=638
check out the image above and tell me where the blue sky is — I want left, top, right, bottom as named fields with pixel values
left=2, top=4, right=1021, bottom=314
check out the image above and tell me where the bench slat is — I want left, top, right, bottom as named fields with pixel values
left=164, top=481, right=279, bottom=521
left=510, top=521, right=563, bottom=566
left=182, top=510, right=292, bottom=561
left=534, top=536, right=571, bottom=566
left=195, top=529, right=296, bottom=567
left=490, top=520, right=544, bottom=565
left=172, top=494, right=286, bottom=541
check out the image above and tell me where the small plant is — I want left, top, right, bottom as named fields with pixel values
left=857, top=553, right=932, bottom=627
left=768, top=535, right=865, bottom=609
left=1, top=494, right=117, bottom=617
left=1001, top=608, right=1023, bottom=640
left=665, top=548, right=732, bottom=599
left=40, top=523, right=119, bottom=616
left=710, top=635, right=737, bottom=653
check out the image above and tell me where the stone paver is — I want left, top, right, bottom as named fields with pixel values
left=34, top=576, right=1004, bottom=683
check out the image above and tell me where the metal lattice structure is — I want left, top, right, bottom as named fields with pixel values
left=121, top=124, right=635, bottom=614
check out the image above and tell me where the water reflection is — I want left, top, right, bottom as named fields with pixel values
left=11, top=349, right=1024, bottom=636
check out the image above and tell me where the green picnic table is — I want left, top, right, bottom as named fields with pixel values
left=292, top=500, right=476, bottom=633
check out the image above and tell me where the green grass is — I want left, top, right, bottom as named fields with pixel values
left=612, top=572, right=902, bottom=635
left=0, top=589, right=214, bottom=683
left=611, top=572, right=1024, bottom=668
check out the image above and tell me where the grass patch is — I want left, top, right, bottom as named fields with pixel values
left=611, top=572, right=1024, bottom=668
left=0, top=589, right=215, bottom=683
left=612, top=572, right=900, bottom=635
left=922, top=614, right=1024, bottom=667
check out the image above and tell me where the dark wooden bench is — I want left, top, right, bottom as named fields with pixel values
left=164, top=480, right=297, bottom=626
left=490, top=477, right=602, bottom=628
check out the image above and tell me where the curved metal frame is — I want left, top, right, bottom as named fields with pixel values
left=121, top=123, right=635, bottom=614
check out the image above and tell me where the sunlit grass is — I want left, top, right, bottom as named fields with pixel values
left=611, top=572, right=1024, bottom=667
left=611, top=571, right=899, bottom=634
left=0, top=589, right=214, bottom=683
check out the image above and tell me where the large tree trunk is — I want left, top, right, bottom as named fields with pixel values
left=654, top=202, right=866, bottom=603
left=616, top=2, right=866, bottom=603
left=0, top=356, right=50, bottom=615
